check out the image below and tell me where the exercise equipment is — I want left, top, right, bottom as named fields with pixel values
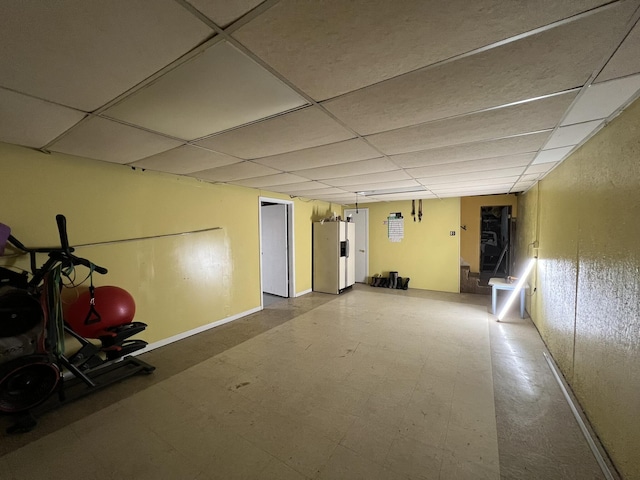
left=65, top=286, right=136, bottom=338
left=0, top=215, right=154, bottom=432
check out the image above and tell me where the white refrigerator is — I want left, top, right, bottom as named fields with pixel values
left=313, top=221, right=356, bottom=294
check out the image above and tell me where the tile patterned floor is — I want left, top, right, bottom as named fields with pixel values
left=0, top=285, right=608, bottom=479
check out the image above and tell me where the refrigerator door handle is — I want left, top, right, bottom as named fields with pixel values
left=345, top=239, right=349, bottom=257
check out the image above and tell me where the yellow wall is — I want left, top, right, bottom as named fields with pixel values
left=366, top=198, right=460, bottom=292
left=517, top=98, right=640, bottom=478
left=0, top=142, right=335, bottom=344
left=460, top=194, right=518, bottom=273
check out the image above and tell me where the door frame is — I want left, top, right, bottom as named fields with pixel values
left=479, top=205, right=512, bottom=275
left=259, top=197, right=295, bottom=304
left=344, top=208, right=369, bottom=283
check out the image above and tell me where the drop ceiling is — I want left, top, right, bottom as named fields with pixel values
left=1, top=0, right=639, bottom=203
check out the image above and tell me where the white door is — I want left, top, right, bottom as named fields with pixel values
left=344, top=208, right=368, bottom=283
left=261, top=203, right=289, bottom=297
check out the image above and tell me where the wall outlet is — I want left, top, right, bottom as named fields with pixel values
left=450, top=231, right=456, bottom=236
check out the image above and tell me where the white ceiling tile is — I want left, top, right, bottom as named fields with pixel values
left=130, top=145, right=241, bottom=174
left=519, top=173, right=542, bottom=182
left=105, top=41, right=307, bottom=140
left=513, top=181, right=537, bottom=191
left=351, top=196, right=378, bottom=203
left=367, top=91, right=576, bottom=154
left=322, top=3, right=636, bottom=134
left=421, top=174, right=522, bottom=188
left=234, top=0, right=610, bottom=101
left=189, top=161, right=280, bottom=182
left=295, top=157, right=398, bottom=181
left=336, top=180, right=421, bottom=192
left=313, top=198, right=366, bottom=205
left=196, top=106, right=354, bottom=158
left=292, top=188, right=350, bottom=197
left=407, top=154, right=532, bottom=178
left=369, top=192, right=437, bottom=201
left=526, top=163, right=559, bottom=174
left=433, top=184, right=513, bottom=195
left=532, top=146, right=574, bottom=164
left=596, top=22, right=640, bottom=82
left=437, top=185, right=512, bottom=198
left=187, top=0, right=264, bottom=27
left=0, top=1, right=212, bottom=111
left=323, top=170, right=413, bottom=187
left=543, top=120, right=603, bottom=149
left=268, top=181, right=332, bottom=193
left=390, top=132, right=549, bottom=169
left=49, top=117, right=183, bottom=164
left=0, top=89, right=85, bottom=148
left=254, top=138, right=381, bottom=171
left=312, top=195, right=361, bottom=203
left=231, top=173, right=310, bottom=188
left=561, top=74, right=640, bottom=125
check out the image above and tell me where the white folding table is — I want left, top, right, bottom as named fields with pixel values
left=488, top=277, right=528, bottom=319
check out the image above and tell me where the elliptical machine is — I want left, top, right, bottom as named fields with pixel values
left=0, top=214, right=155, bottom=433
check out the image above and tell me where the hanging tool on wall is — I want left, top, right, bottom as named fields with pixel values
left=411, top=200, right=416, bottom=222
left=418, top=199, right=423, bottom=222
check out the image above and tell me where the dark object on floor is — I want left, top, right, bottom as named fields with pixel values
left=388, top=271, right=398, bottom=289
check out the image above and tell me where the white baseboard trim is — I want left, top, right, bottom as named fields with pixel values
left=134, top=305, right=263, bottom=355
left=296, top=288, right=312, bottom=297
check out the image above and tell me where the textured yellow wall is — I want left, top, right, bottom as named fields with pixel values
left=367, top=198, right=460, bottom=292
left=460, top=194, right=518, bottom=273
left=0, top=143, right=334, bottom=344
left=517, top=98, right=640, bottom=478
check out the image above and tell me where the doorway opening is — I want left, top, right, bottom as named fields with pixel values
left=480, top=205, right=514, bottom=279
left=259, top=197, right=295, bottom=307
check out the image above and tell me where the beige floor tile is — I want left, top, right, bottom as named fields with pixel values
left=317, top=444, right=406, bottom=480
left=339, top=417, right=399, bottom=461
left=158, top=365, right=259, bottom=417
left=3, top=427, right=111, bottom=480
left=418, top=358, right=458, bottom=382
left=303, top=380, right=370, bottom=416
left=413, top=375, right=457, bottom=407
left=224, top=407, right=338, bottom=478
left=0, top=457, right=13, bottom=480
left=451, top=375, right=495, bottom=410
left=366, top=376, right=417, bottom=409
left=193, top=433, right=275, bottom=480
left=439, top=451, right=500, bottom=480
left=259, top=457, right=310, bottom=480
left=68, top=404, right=202, bottom=480
left=118, top=383, right=204, bottom=435
left=355, top=391, right=409, bottom=429
left=444, top=422, right=499, bottom=467
left=448, top=397, right=497, bottom=433
left=0, top=287, right=604, bottom=479
left=399, top=398, right=451, bottom=448
left=295, top=405, right=358, bottom=443
left=384, top=434, right=447, bottom=480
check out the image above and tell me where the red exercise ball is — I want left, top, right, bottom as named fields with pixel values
left=64, top=286, right=136, bottom=338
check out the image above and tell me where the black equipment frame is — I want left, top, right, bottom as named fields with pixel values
left=0, top=214, right=155, bottom=434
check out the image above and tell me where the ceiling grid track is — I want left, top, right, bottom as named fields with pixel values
left=2, top=0, right=640, bottom=202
